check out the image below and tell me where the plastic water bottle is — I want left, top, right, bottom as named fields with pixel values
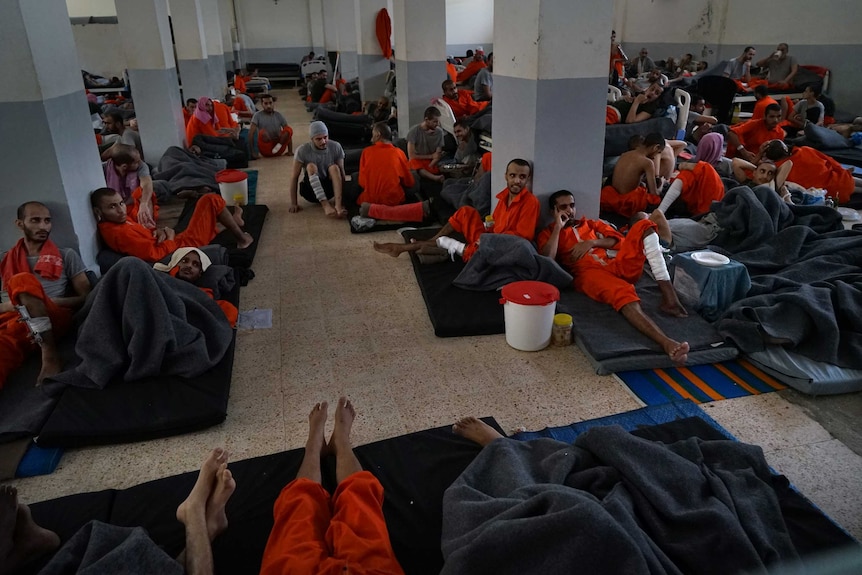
left=484, top=215, right=494, bottom=230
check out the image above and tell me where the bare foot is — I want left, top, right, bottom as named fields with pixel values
left=236, top=232, right=254, bottom=250
left=658, top=282, right=688, bottom=317
left=5, top=498, right=60, bottom=573
left=322, top=202, right=337, bottom=217
left=373, top=242, right=403, bottom=257
left=649, top=210, right=672, bottom=245
left=329, top=397, right=356, bottom=454
left=665, top=341, right=690, bottom=364
left=452, top=417, right=504, bottom=447
left=36, top=355, right=62, bottom=387
left=177, top=448, right=226, bottom=529
left=0, top=486, right=17, bottom=567
left=307, top=401, right=329, bottom=454
left=205, top=462, right=236, bottom=540
left=231, top=204, right=245, bottom=228
left=360, top=203, right=371, bottom=218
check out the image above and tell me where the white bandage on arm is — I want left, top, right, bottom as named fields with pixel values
left=657, top=179, right=684, bottom=214
left=643, top=232, right=670, bottom=281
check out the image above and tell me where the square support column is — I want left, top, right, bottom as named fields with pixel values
left=355, top=0, right=391, bottom=100
left=170, top=0, right=210, bottom=101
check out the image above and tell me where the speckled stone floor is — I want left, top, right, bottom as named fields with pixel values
left=8, top=88, right=861, bottom=542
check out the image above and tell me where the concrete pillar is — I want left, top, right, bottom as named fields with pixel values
left=115, top=0, right=186, bottom=158
left=392, top=0, right=446, bottom=134
left=321, top=0, right=358, bottom=79
left=170, top=0, right=210, bottom=101
left=0, top=0, right=102, bottom=267
left=355, top=0, right=391, bottom=100
left=218, top=0, right=236, bottom=72
left=309, top=0, right=326, bottom=55
left=492, top=0, right=612, bottom=219
left=322, top=0, right=339, bottom=59
left=201, top=0, right=227, bottom=97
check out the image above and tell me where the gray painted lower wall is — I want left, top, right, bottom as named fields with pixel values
left=243, top=47, right=313, bottom=65
left=357, top=54, right=390, bottom=100
left=492, top=75, right=607, bottom=221
left=223, top=51, right=235, bottom=72
left=394, top=60, right=447, bottom=136
left=178, top=58, right=210, bottom=101
left=340, top=51, right=359, bottom=81
left=446, top=44, right=494, bottom=58
left=127, top=67, right=186, bottom=161
left=623, top=42, right=861, bottom=111
left=207, top=54, right=228, bottom=98
left=0, top=92, right=103, bottom=268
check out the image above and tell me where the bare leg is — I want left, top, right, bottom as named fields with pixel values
left=306, top=164, right=337, bottom=216
left=0, top=486, right=60, bottom=575
left=328, top=165, right=347, bottom=218
left=216, top=209, right=253, bottom=249
left=658, top=281, right=688, bottom=317
left=228, top=204, right=245, bottom=227
left=373, top=222, right=456, bottom=257
left=648, top=210, right=672, bottom=245
left=176, top=448, right=228, bottom=575
left=620, top=302, right=689, bottom=364
left=330, top=397, right=362, bottom=485
left=17, top=293, right=61, bottom=386
left=296, top=402, right=328, bottom=484
left=452, top=417, right=503, bottom=447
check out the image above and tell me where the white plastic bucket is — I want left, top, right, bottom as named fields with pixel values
left=499, top=281, right=560, bottom=352
left=216, top=169, right=248, bottom=205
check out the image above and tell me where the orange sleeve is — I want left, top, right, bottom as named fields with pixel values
left=481, top=153, right=492, bottom=173
left=507, top=195, right=540, bottom=242
left=358, top=149, right=370, bottom=190
left=215, top=102, right=238, bottom=129
left=186, top=118, right=202, bottom=147
left=98, top=222, right=177, bottom=262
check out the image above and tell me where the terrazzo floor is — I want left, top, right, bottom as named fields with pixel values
left=9, top=87, right=862, bottom=542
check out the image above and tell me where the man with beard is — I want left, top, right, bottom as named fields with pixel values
left=0, top=202, right=91, bottom=387
left=288, top=121, right=347, bottom=218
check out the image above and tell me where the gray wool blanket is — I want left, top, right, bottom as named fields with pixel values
left=153, top=146, right=226, bottom=195
left=453, top=234, right=573, bottom=291
left=49, top=257, right=234, bottom=389
left=38, top=521, right=182, bottom=575
left=442, top=427, right=798, bottom=575
left=708, top=186, right=862, bottom=368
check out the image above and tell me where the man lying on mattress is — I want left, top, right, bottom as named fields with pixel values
left=47, top=251, right=237, bottom=390
left=0, top=202, right=92, bottom=389
left=539, top=190, right=690, bottom=364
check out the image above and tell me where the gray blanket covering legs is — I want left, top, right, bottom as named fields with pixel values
left=442, top=426, right=798, bottom=574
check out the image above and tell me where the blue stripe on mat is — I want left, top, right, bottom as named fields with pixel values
left=687, top=364, right=748, bottom=399
left=511, top=400, right=735, bottom=443
left=16, top=444, right=64, bottom=478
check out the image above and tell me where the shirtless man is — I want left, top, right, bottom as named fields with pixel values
left=600, top=133, right=665, bottom=217
left=0, top=448, right=235, bottom=575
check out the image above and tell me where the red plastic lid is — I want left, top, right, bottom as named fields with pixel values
left=216, top=169, right=248, bottom=183
left=500, top=281, right=560, bottom=306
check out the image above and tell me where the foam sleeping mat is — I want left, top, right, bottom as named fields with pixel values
left=745, top=347, right=862, bottom=396
left=402, top=228, right=505, bottom=337
left=558, top=278, right=738, bottom=375
left=25, top=418, right=506, bottom=575
left=175, top=199, right=269, bottom=269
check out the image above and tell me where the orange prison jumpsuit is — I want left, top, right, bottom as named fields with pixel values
left=446, top=62, right=457, bottom=84
left=727, top=119, right=786, bottom=158
left=186, top=116, right=222, bottom=147
left=448, top=188, right=540, bottom=262
left=234, top=74, right=247, bottom=94
left=600, top=184, right=661, bottom=218
left=752, top=96, right=779, bottom=121
left=777, top=146, right=855, bottom=203
left=182, top=108, right=192, bottom=126
left=537, top=218, right=657, bottom=311
left=0, top=273, right=73, bottom=388
left=98, top=194, right=227, bottom=263
left=259, top=471, right=404, bottom=575
left=671, top=161, right=725, bottom=215
left=480, top=153, right=491, bottom=173
left=232, top=97, right=253, bottom=121
left=257, top=127, right=294, bottom=157
left=456, top=60, right=486, bottom=84
left=442, top=92, right=489, bottom=120
left=357, top=142, right=415, bottom=206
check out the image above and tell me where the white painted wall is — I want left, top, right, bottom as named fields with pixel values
left=236, top=0, right=312, bottom=49
left=71, top=23, right=126, bottom=77
left=446, top=0, right=492, bottom=48
left=66, top=0, right=117, bottom=18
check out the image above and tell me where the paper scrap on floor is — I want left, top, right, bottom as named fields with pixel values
left=237, top=308, right=273, bottom=329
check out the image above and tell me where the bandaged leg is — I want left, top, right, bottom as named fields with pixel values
left=436, top=236, right=465, bottom=259
left=309, top=174, right=328, bottom=202
left=15, top=305, right=52, bottom=345
left=642, top=232, right=670, bottom=281
left=657, top=179, right=683, bottom=214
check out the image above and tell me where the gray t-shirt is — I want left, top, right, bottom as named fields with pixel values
left=473, top=69, right=493, bottom=101
left=0, top=248, right=86, bottom=299
left=119, top=129, right=143, bottom=157
left=766, top=55, right=797, bottom=82
left=406, top=124, right=444, bottom=155
left=793, top=99, right=825, bottom=124
left=455, top=137, right=478, bottom=165
left=295, top=140, right=345, bottom=180
left=723, top=58, right=749, bottom=80
left=251, top=110, right=288, bottom=140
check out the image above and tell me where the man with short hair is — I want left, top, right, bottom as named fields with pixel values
left=539, top=190, right=689, bottom=364
left=406, top=107, right=446, bottom=183
left=600, top=133, right=666, bottom=217
left=763, top=139, right=862, bottom=204
left=628, top=48, right=656, bottom=77
left=102, top=144, right=162, bottom=229
left=441, top=80, right=488, bottom=120
left=183, top=98, right=197, bottom=126
left=354, top=122, right=418, bottom=220
left=288, top=121, right=347, bottom=218
left=751, top=85, right=779, bottom=121
left=248, top=94, right=293, bottom=158
left=473, top=52, right=493, bottom=102
left=100, top=109, right=142, bottom=160
left=309, top=70, right=337, bottom=104
left=456, top=50, right=487, bottom=84
left=723, top=47, right=757, bottom=91
left=0, top=202, right=91, bottom=387
left=755, top=43, right=798, bottom=90
left=788, top=85, right=825, bottom=128
left=606, top=82, right=664, bottom=125
left=726, top=104, right=785, bottom=161
left=374, top=159, right=539, bottom=263
left=225, top=92, right=255, bottom=123
left=92, top=187, right=252, bottom=262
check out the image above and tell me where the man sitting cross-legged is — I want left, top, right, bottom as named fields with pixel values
left=259, top=397, right=405, bottom=574
left=374, top=158, right=539, bottom=263
left=92, top=187, right=252, bottom=263
left=0, top=202, right=91, bottom=388
left=0, top=448, right=235, bottom=575
left=407, top=107, right=446, bottom=183
left=248, top=93, right=293, bottom=159
left=539, top=190, right=689, bottom=364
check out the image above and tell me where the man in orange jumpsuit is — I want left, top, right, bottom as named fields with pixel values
left=183, top=98, right=197, bottom=126
left=456, top=50, right=487, bottom=85
left=0, top=202, right=91, bottom=388
left=92, top=188, right=253, bottom=263
left=259, top=397, right=404, bottom=575
left=655, top=161, right=726, bottom=216
left=762, top=140, right=862, bottom=204
left=441, top=80, right=488, bottom=120
left=538, top=190, right=690, bottom=364
left=751, top=85, right=779, bottom=121
left=373, top=158, right=539, bottom=262
left=726, top=105, right=784, bottom=161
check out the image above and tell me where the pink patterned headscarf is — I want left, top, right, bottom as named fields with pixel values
left=193, top=96, right=218, bottom=127
left=694, top=132, right=724, bottom=166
